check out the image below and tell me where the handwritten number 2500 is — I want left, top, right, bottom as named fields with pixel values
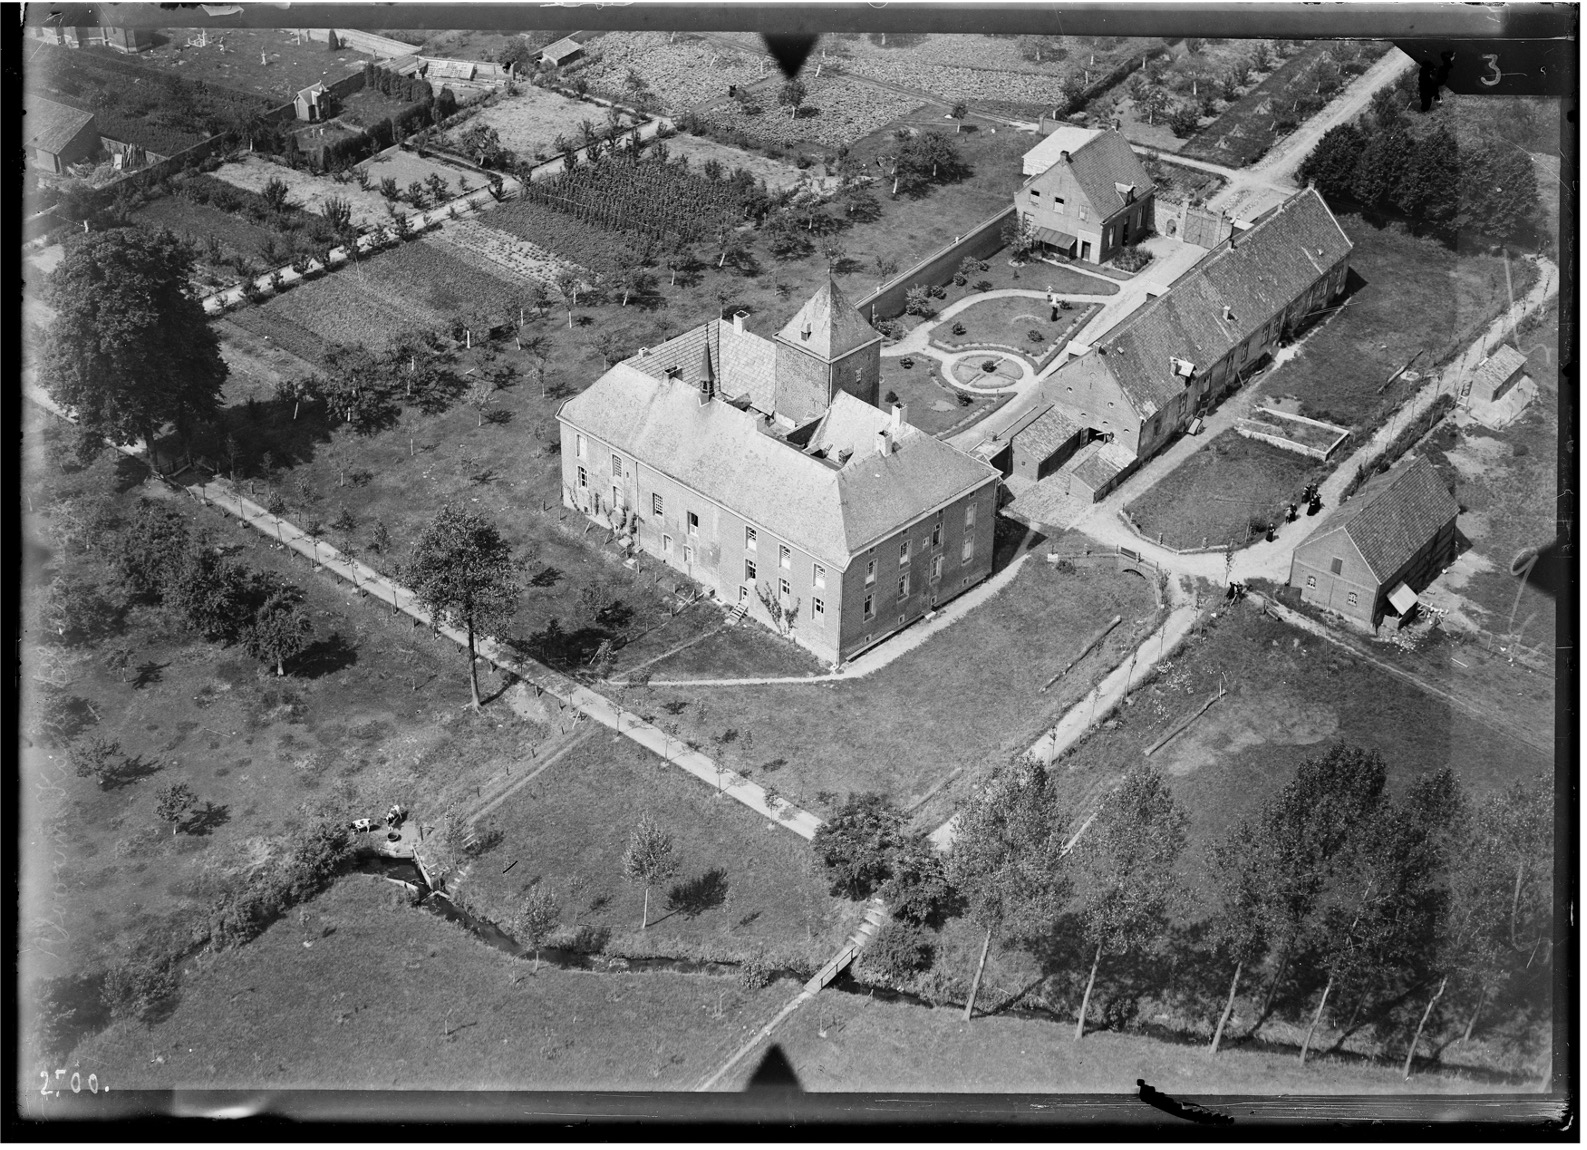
left=39, top=1069, right=100, bottom=1096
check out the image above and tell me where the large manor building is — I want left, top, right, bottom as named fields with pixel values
left=558, top=279, right=1001, bottom=666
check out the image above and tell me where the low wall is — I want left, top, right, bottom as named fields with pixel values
left=857, top=204, right=1014, bottom=322
left=298, top=27, right=420, bottom=59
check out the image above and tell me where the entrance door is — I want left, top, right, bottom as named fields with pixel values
left=739, top=585, right=750, bottom=603
left=1080, top=241, right=1092, bottom=261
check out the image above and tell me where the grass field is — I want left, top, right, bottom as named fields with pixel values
left=1125, top=431, right=1327, bottom=551
left=636, top=556, right=1162, bottom=825
left=211, top=156, right=396, bottom=230
left=444, top=86, right=632, bottom=161
left=451, top=730, right=859, bottom=968
left=702, top=74, right=926, bottom=149
left=1259, top=215, right=1541, bottom=427
left=662, top=133, right=833, bottom=194
left=717, top=987, right=1521, bottom=1094
left=933, top=296, right=1100, bottom=361
left=358, top=147, right=483, bottom=198
left=59, top=874, right=796, bottom=1091
left=625, top=619, right=825, bottom=681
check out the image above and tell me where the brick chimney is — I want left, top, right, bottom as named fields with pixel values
left=891, top=401, right=906, bottom=431
left=875, top=429, right=890, bottom=457
left=733, top=309, right=748, bottom=334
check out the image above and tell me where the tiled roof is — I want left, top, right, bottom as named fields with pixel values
left=1300, top=455, right=1459, bottom=583
left=1064, top=130, right=1155, bottom=218
left=296, top=81, right=326, bottom=100
left=560, top=372, right=995, bottom=566
left=1018, top=406, right=1083, bottom=458
left=1074, top=187, right=1353, bottom=419
left=24, top=97, right=95, bottom=155
left=541, top=36, right=583, bottom=61
left=624, top=320, right=778, bottom=414
left=1072, top=439, right=1136, bottom=490
left=776, top=277, right=880, bottom=361
left=1472, top=344, right=1528, bottom=392
left=1021, top=124, right=1101, bottom=176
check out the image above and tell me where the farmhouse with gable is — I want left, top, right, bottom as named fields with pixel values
left=1017, top=127, right=1156, bottom=265
left=1006, top=187, right=1354, bottom=501
left=23, top=96, right=101, bottom=174
left=558, top=280, right=1001, bottom=666
left=1288, top=455, right=1460, bottom=630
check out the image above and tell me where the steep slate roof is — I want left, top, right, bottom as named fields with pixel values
left=1298, top=456, right=1459, bottom=583
left=24, top=96, right=95, bottom=155
left=776, top=277, right=880, bottom=360
left=1074, top=187, right=1352, bottom=420
left=1019, top=129, right=1154, bottom=217
left=560, top=372, right=995, bottom=566
left=1472, top=344, right=1528, bottom=393
left=623, top=320, right=778, bottom=413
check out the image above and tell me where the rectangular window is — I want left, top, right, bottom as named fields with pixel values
left=1028, top=188, right=1039, bottom=199
left=899, top=540, right=911, bottom=565
left=966, top=502, right=977, bottom=530
left=575, top=433, right=586, bottom=458
left=611, top=453, right=622, bottom=476
left=865, top=559, right=876, bottom=586
left=663, top=534, right=673, bottom=554
left=1347, top=591, right=1359, bottom=606
left=779, top=544, right=791, bottom=570
left=576, top=465, right=588, bottom=489
left=687, top=511, right=699, bottom=536
left=652, top=492, right=664, bottom=517
left=897, top=573, right=910, bottom=599
left=931, top=518, right=943, bottom=548
left=744, top=558, right=757, bottom=583
left=1054, top=195, right=1065, bottom=213
left=812, top=597, right=824, bottom=616
left=779, top=577, right=791, bottom=600
left=683, top=544, right=694, bottom=564
left=863, top=594, right=875, bottom=620
left=1079, top=203, right=1089, bottom=221
left=813, top=564, right=826, bottom=590
left=931, top=555, right=944, bottom=582
left=745, top=526, right=757, bottom=550
left=1329, top=557, right=1343, bottom=575
left=1305, top=574, right=1316, bottom=588
left=962, top=536, right=975, bottom=563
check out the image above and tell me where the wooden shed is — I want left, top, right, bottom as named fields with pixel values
left=24, top=97, right=100, bottom=173
left=540, top=36, right=584, bottom=67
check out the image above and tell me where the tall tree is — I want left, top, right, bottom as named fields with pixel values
left=622, top=815, right=680, bottom=930
left=1236, top=743, right=1388, bottom=1035
left=1396, top=124, right=1461, bottom=236
left=778, top=79, right=808, bottom=120
left=154, top=782, right=198, bottom=836
left=1350, top=122, right=1412, bottom=210
left=404, top=505, right=520, bottom=708
left=949, top=761, right=1074, bottom=1021
left=244, top=585, right=314, bottom=676
left=42, top=228, right=227, bottom=471
left=812, top=793, right=910, bottom=899
left=1071, top=765, right=1187, bottom=1039
left=1298, top=120, right=1368, bottom=203
left=513, top=885, right=561, bottom=973
left=1458, top=140, right=1541, bottom=241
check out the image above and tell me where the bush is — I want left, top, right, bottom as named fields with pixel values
left=1027, top=328, right=1045, bottom=344
left=1115, top=244, right=1152, bottom=273
left=880, top=836, right=955, bottom=926
left=862, top=921, right=934, bottom=981
left=951, top=321, right=966, bottom=336
left=101, top=946, right=179, bottom=1021
left=738, top=954, right=773, bottom=990
left=811, top=792, right=909, bottom=899
left=899, top=356, right=915, bottom=370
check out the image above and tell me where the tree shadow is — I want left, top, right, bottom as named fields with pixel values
left=528, top=565, right=563, bottom=588
left=292, top=633, right=358, bottom=679
left=102, top=754, right=164, bottom=790
left=484, top=409, right=514, bottom=426
left=132, top=661, right=168, bottom=689
left=665, top=867, right=731, bottom=919
left=185, top=801, right=232, bottom=836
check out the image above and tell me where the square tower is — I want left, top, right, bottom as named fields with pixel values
left=771, top=277, right=884, bottom=424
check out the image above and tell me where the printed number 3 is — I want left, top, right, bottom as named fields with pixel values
left=1480, top=54, right=1503, bottom=86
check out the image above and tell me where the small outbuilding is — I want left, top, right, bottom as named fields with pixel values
left=1469, top=344, right=1529, bottom=405
left=294, top=81, right=328, bottom=122
left=1287, top=455, right=1460, bottom=630
left=1008, top=404, right=1086, bottom=481
left=540, top=36, right=584, bottom=67
left=24, top=96, right=100, bottom=173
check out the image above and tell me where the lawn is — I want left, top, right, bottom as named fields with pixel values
left=1125, top=431, right=1327, bottom=551
left=628, top=618, right=826, bottom=681
left=211, top=155, right=397, bottom=231
left=849, top=601, right=1551, bottom=1081
left=357, top=146, right=484, bottom=198
left=452, top=730, right=860, bottom=969
left=663, top=133, right=834, bottom=194
left=336, top=86, right=424, bottom=131
left=931, top=297, right=1102, bottom=364
left=442, top=85, right=632, bottom=160
left=59, top=874, right=796, bottom=1091
left=130, top=197, right=287, bottom=270
left=703, top=75, right=926, bottom=149
left=18, top=411, right=566, bottom=1003
left=882, top=358, right=1008, bottom=438
left=98, top=27, right=370, bottom=104
left=636, top=555, right=1163, bottom=826
left=1259, top=214, right=1542, bottom=428
left=211, top=316, right=323, bottom=402
left=248, top=258, right=449, bottom=353
left=576, top=31, right=774, bottom=115
left=716, top=988, right=1521, bottom=1094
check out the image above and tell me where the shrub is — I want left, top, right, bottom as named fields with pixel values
left=974, top=279, right=993, bottom=292
left=981, top=359, right=998, bottom=373
left=952, top=272, right=968, bottom=286
left=1514, top=443, right=1530, bottom=458
left=1027, top=328, right=1045, bottom=344
left=738, top=954, right=773, bottom=990
left=811, top=792, right=908, bottom=899
left=101, top=946, right=179, bottom=1020
left=862, top=921, right=934, bottom=982
left=904, top=285, right=935, bottom=318
left=951, top=321, right=966, bottom=336
left=928, top=284, right=947, bottom=299
left=880, top=836, right=955, bottom=926
left=1115, top=244, right=1152, bottom=272
left=899, top=356, right=914, bottom=370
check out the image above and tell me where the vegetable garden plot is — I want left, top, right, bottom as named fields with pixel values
left=482, top=198, right=635, bottom=279
left=131, top=197, right=287, bottom=264
left=363, top=237, right=525, bottom=319
left=520, top=150, right=770, bottom=241
left=701, top=74, right=922, bottom=148
left=576, top=30, right=771, bottom=114
left=357, top=147, right=483, bottom=196
left=439, top=85, right=618, bottom=160
left=211, top=156, right=397, bottom=230
left=660, top=133, right=830, bottom=193
left=431, top=218, right=586, bottom=288
left=222, top=307, right=331, bottom=373
left=254, top=270, right=441, bottom=352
